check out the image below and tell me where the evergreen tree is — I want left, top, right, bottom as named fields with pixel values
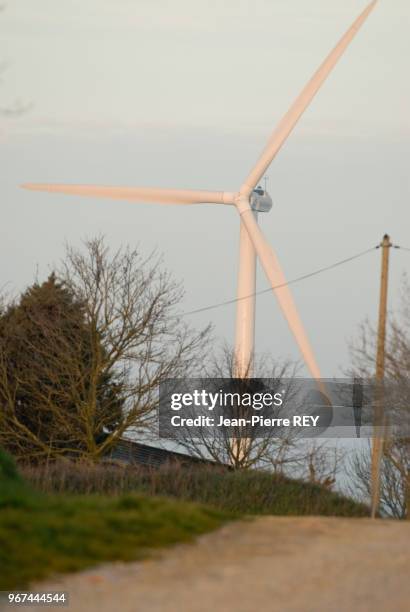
left=0, top=274, right=124, bottom=460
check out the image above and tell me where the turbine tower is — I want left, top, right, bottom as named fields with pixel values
left=23, top=2, right=377, bottom=379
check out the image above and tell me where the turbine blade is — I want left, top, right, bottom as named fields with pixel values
left=236, top=200, right=322, bottom=380
left=241, top=1, right=377, bottom=194
left=22, top=184, right=235, bottom=206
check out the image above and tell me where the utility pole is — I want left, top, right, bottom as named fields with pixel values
left=370, top=234, right=392, bottom=518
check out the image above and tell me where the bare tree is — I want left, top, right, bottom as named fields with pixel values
left=299, top=442, right=344, bottom=489
left=173, top=348, right=292, bottom=469
left=0, top=237, right=211, bottom=461
left=347, top=441, right=406, bottom=518
left=348, top=277, right=410, bottom=517
left=173, top=346, right=341, bottom=480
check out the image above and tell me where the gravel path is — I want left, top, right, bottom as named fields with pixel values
left=13, top=517, right=410, bottom=612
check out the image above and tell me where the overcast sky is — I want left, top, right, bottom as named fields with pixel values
left=1, top=0, right=409, bottom=377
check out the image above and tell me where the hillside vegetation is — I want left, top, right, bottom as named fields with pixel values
left=22, top=459, right=369, bottom=517
left=0, top=450, right=231, bottom=590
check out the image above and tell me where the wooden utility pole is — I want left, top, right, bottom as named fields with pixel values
left=375, top=234, right=392, bottom=380
left=370, top=234, right=392, bottom=518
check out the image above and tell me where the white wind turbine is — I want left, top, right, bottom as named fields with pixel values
left=24, top=2, right=377, bottom=380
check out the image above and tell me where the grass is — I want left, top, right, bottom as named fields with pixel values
left=21, top=458, right=369, bottom=517
left=0, top=450, right=233, bottom=590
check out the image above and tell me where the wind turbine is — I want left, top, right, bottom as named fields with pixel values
left=23, top=2, right=377, bottom=379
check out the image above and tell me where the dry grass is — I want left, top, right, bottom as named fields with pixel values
left=21, top=459, right=369, bottom=517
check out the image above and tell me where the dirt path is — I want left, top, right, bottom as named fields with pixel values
left=18, top=517, right=410, bottom=612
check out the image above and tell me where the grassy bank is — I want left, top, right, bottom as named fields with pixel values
left=22, top=459, right=369, bottom=517
left=0, top=451, right=232, bottom=590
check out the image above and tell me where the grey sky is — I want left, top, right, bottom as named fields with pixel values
left=1, top=0, right=409, bottom=376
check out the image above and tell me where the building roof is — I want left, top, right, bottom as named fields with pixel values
left=106, top=438, right=220, bottom=469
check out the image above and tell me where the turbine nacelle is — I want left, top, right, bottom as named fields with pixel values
left=250, top=186, right=273, bottom=213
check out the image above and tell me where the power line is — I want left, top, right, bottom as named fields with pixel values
left=184, top=245, right=378, bottom=316
left=394, top=245, right=410, bottom=252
